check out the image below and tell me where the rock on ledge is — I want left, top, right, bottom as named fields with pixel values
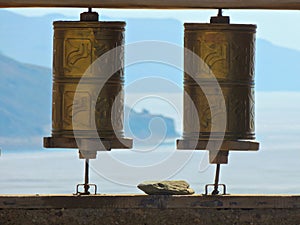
left=137, top=180, right=195, bottom=195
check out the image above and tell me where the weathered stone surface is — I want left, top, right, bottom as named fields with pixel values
left=137, top=180, right=195, bottom=195
left=1, top=195, right=300, bottom=224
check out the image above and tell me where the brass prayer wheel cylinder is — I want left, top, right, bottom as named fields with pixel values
left=180, top=23, right=257, bottom=144
left=45, top=21, right=132, bottom=150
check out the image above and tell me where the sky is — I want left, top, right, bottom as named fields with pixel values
left=6, top=8, right=300, bottom=51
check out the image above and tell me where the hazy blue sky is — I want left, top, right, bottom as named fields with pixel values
left=7, top=8, right=300, bottom=51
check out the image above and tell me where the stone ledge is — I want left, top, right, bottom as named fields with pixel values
left=1, top=195, right=300, bottom=225
left=0, top=194, right=300, bottom=209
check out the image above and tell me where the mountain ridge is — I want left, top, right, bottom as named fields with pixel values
left=0, top=52, right=179, bottom=150
left=0, top=9, right=299, bottom=91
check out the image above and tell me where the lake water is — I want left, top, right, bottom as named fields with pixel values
left=0, top=92, right=300, bottom=195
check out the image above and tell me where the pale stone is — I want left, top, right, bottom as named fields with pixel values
left=137, top=180, right=195, bottom=195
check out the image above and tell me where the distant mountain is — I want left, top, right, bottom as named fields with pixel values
left=256, top=39, right=300, bottom=91
left=0, top=53, right=179, bottom=149
left=0, top=10, right=181, bottom=68
left=0, top=53, right=51, bottom=149
left=0, top=10, right=63, bottom=68
left=125, top=107, right=179, bottom=145
left=0, top=9, right=299, bottom=91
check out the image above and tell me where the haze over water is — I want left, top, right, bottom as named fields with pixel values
left=0, top=92, right=299, bottom=195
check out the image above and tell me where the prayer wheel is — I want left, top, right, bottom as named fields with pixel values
left=44, top=13, right=132, bottom=157
left=177, top=18, right=259, bottom=164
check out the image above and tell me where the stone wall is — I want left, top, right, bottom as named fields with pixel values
left=0, top=195, right=299, bottom=224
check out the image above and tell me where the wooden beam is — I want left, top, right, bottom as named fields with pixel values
left=2, top=195, right=300, bottom=224
left=1, top=194, right=300, bottom=209
left=1, top=0, right=300, bottom=10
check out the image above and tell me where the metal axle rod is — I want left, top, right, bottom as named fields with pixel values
left=76, top=158, right=97, bottom=195
left=212, top=164, right=220, bottom=195
left=84, top=159, right=90, bottom=194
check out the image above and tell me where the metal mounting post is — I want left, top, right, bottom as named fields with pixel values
left=204, top=164, right=227, bottom=195
left=76, top=158, right=97, bottom=195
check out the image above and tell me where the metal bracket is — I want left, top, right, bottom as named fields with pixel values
left=204, top=184, right=227, bottom=195
left=76, top=183, right=97, bottom=195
